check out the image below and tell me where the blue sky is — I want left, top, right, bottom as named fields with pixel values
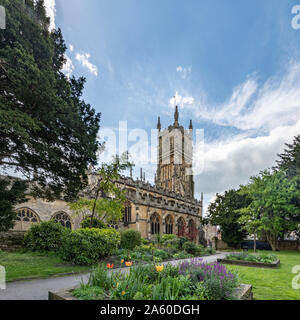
left=46, top=0, right=300, bottom=212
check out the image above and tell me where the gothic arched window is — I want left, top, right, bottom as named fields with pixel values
left=52, top=212, right=72, bottom=229
left=177, top=217, right=185, bottom=237
left=165, top=215, right=174, bottom=234
left=123, top=202, right=132, bottom=224
left=15, top=208, right=40, bottom=231
left=150, top=213, right=160, bottom=235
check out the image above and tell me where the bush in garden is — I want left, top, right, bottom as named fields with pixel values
left=141, top=238, right=150, bottom=245
left=182, top=241, right=200, bottom=255
left=173, top=252, right=193, bottom=260
left=59, top=228, right=120, bottom=265
left=179, top=258, right=238, bottom=300
left=162, top=234, right=176, bottom=243
left=24, top=220, right=69, bottom=252
left=80, top=217, right=108, bottom=229
left=74, top=261, right=239, bottom=300
left=153, top=248, right=170, bottom=260
left=120, top=229, right=141, bottom=250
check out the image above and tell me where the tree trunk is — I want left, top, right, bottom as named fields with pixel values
left=266, top=233, right=276, bottom=251
left=254, top=233, right=257, bottom=253
left=90, top=186, right=101, bottom=228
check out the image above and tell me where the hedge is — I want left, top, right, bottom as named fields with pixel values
left=58, top=228, right=121, bottom=265
left=23, top=220, right=69, bottom=252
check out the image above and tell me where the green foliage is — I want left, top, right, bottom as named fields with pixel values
left=120, top=229, right=141, bottom=250
left=182, top=241, right=200, bottom=255
left=73, top=284, right=106, bottom=301
left=58, top=228, right=120, bottom=265
left=0, top=0, right=101, bottom=201
left=238, top=170, right=300, bottom=251
left=152, top=249, right=169, bottom=260
left=227, top=252, right=278, bottom=263
left=141, top=238, right=150, bottom=245
left=277, top=135, right=300, bottom=182
left=161, top=234, right=177, bottom=243
left=80, top=217, right=107, bottom=229
left=69, top=153, right=134, bottom=224
left=167, top=236, right=189, bottom=250
left=24, top=220, right=69, bottom=252
left=0, top=179, right=28, bottom=232
left=207, top=189, right=251, bottom=248
left=173, top=252, right=193, bottom=260
left=151, top=275, right=192, bottom=300
left=73, top=261, right=239, bottom=301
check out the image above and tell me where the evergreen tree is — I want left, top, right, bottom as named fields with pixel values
left=206, top=189, right=250, bottom=248
left=277, top=135, right=300, bottom=182
left=0, top=179, right=28, bottom=232
left=0, top=0, right=101, bottom=201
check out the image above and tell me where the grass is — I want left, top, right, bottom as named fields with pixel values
left=225, top=251, right=300, bottom=300
left=0, top=250, right=92, bottom=282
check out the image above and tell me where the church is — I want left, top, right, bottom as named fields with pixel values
left=12, top=107, right=215, bottom=244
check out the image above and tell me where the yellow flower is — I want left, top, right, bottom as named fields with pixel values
left=122, top=291, right=126, bottom=296
left=155, top=265, right=164, bottom=272
left=125, top=261, right=133, bottom=267
left=121, top=259, right=124, bottom=264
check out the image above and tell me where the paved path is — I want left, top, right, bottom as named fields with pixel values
left=0, top=252, right=229, bottom=300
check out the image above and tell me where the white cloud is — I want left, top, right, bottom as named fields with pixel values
left=43, top=0, right=56, bottom=30
left=169, top=91, right=195, bottom=108
left=69, top=44, right=74, bottom=52
left=195, top=62, right=300, bottom=132
left=176, top=66, right=192, bottom=79
left=75, top=52, right=98, bottom=76
left=189, top=61, right=300, bottom=212
left=61, top=54, right=74, bottom=78
left=195, top=121, right=300, bottom=194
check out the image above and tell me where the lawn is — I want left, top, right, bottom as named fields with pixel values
left=0, top=250, right=91, bottom=282
left=225, top=251, right=300, bottom=300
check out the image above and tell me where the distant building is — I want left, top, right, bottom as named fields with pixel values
left=11, top=106, right=216, bottom=244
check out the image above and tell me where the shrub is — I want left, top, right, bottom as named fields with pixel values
left=162, top=234, right=177, bottom=243
left=227, top=252, right=278, bottom=263
left=59, top=228, right=120, bottom=265
left=80, top=217, right=107, bottom=229
left=182, top=241, right=200, bottom=255
left=141, top=238, right=150, bottom=245
left=153, top=249, right=170, bottom=260
left=120, top=229, right=141, bottom=250
left=173, top=252, right=193, bottom=260
left=24, top=220, right=69, bottom=252
left=179, top=258, right=238, bottom=300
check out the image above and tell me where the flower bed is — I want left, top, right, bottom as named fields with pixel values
left=218, top=252, right=280, bottom=268
left=101, top=238, right=216, bottom=269
left=66, top=258, right=243, bottom=300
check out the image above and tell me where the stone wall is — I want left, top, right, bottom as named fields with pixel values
left=215, top=239, right=232, bottom=250
left=277, top=240, right=299, bottom=251
left=0, top=231, right=26, bottom=251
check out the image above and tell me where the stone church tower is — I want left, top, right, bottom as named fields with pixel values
left=155, top=106, right=195, bottom=199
